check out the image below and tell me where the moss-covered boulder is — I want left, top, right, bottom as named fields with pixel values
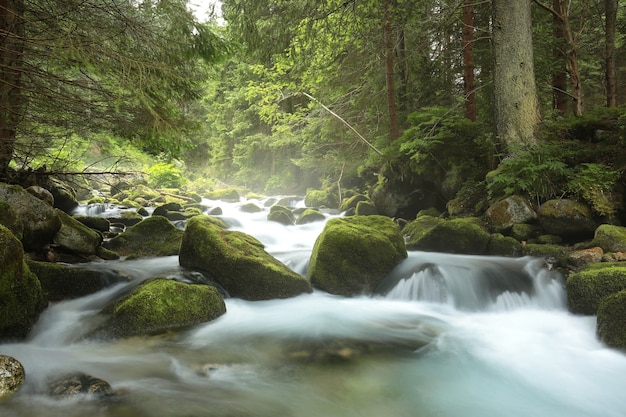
left=28, top=261, right=128, bottom=301
left=355, top=200, right=378, bottom=216
left=339, top=194, right=369, bottom=212
left=596, top=290, right=626, bottom=351
left=0, top=355, right=25, bottom=398
left=179, top=215, right=312, bottom=300
left=296, top=208, right=326, bottom=225
left=126, top=184, right=161, bottom=201
left=0, top=225, right=47, bottom=340
left=304, top=188, right=338, bottom=209
left=53, top=209, right=103, bottom=257
left=522, top=243, right=570, bottom=269
left=307, top=216, right=407, bottom=296
left=47, top=177, right=78, bottom=213
left=94, top=278, right=226, bottom=339
left=240, top=202, right=262, bottom=213
left=0, top=183, right=61, bottom=251
left=589, top=224, right=626, bottom=253
left=103, top=216, right=183, bottom=258
left=72, top=214, right=110, bottom=233
left=485, top=195, right=536, bottom=233
left=509, top=223, right=542, bottom=242
left=486, top=233, right=523, bottom=257
left=566, top=263, right=626, bottom=315
left=205, top=188, right=240, bottom=202
left=267, top=205, right=295, bottom=225
left=537, top=199, right=598, bottom=240
left=0, top=200, right=23, bottom=240
left=405, top=217, right=491, bottom=255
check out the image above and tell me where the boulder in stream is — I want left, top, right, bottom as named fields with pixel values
left=0, top=183, right=61, bottom=251
left=103, top=216, right=183, bottom=258
left=53, top=208, right=103, bottom=257
left=0, top=225, right=47, bottom=340
left=48, top=372, right=114, bottom=398
left=596, top=289, right=626, bottom=351
left=404, top=216, right=491, bottom=255
left=537, top=199, right=598, bottom=240
left=566, top=263, right=626, bottom=315
left=0, top=355, right=25, bottom=398
left=95, top=278, right=226, bottom=339
left=179, top=215, right=312, bottom=300
left=307, top=215, right=407, bottom=296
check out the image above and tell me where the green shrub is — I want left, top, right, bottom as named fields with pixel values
left=146, top=163, right=187, bottom=189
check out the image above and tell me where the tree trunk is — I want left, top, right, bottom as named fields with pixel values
left=462, top=0, right=476, bottom=121
left=0, top=0, right=25, bottom=175
left=383, top=0, right=399, bottom=142
left=552, top=0, right=569, bottom=113
left=605, top=0, right=618, bottom=107
left=556, top=0, right=583, bottom=116
left=492, top=0, right=540, bottom=153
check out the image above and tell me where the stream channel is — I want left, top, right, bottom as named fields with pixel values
left=1, top=196, right=625, bottom=417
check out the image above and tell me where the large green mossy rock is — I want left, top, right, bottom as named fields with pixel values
left=589, top=224, right=626, bottom=253
left=53, top=209, right=103, bottom=256
left=0, top=200, right=23, bottom=240
left=307, top=216, right=407, bottom=296
left=27, top=261, right=128, bottom=301
left=103, top=216, right=183, bottom=258
left=179, top=215, right=312, bottom=300
left=596, top=290, right=626, bottom=351
left=267, top=205, right=295, bottom=225
left=204, top=188, right=240, bottom=202
left=566, top=263, right=626, bottom=315
left=296, top=208, right=326, bottom=225
left=95, top=278, right=226, bottom=339
left=405, top=217, right=491, bottom=255
left=485, top=195, right=536, bottom=232
left=0, top=225, right=47, bottom=340
left=537, top=199, right=598, bottom=239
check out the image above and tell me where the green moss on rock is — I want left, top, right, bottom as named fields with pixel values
left=103, top=216, right=183, bottom=257
left=403, top=215, right=444, bottom=249
left=405, top=217, right=490, bottom=255
left=97, top=278, right=226, bottom=339
left=339, top=194, right=369, bottom=212
left=355, top=200, right=378, bottom=216
left=590, top=224, right=626, bottom=253
left=304, top=188, right=338, bottom=209
left=596, top=290, right=626, bottom=351
left=307, top=216, right=407, bottom=296
left=566, top=263, right=626, bottom=315
left=486, top=233, right=523, bottom=257
left=296, top=208, right=326, bottom=225
left=205, top=188, right=241, bottom=202
left=267, top=205, right=295, bottom=225
left=179, top=216, right=311, bottom=300
left=0, top=225, right=47, bottom=340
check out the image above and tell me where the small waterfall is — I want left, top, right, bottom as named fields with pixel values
left=378, top=252, right=566, bottom=311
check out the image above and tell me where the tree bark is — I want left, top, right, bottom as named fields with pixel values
left=462, top=0, right=476, bottom=121
left=0, top=0, right=25, bottom=174
left=383, top=0, right=399, bottom=142
left=605, top=0, right=618, bottom=107
left=492, top=0, right=540, bottom=153
left=556, top=0, right=583, bottom=116
left=552, top=0, right=569, bottom=114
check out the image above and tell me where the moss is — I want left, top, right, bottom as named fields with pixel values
left=0, top=201, right=22, bottom=240
left=355, top=200, right=378, bottom=216
left=126, top=184, right=161, bottom=201
left=596, top=290, right=626, bottom=351
left=403, top=215, right=444, bottom=249
left=487, top=233, right=523, bottom=257
left=590, top=224, right=626, bottom=253
left=307, top=216, right=407, bottom=296
left=509, top=223, right=542, bottom=242
left=566, top=263, right=626, bottom=315
left=304, top=188, right=338, bottom=209
left=204, top=188, right=241, bottom=202
left=296, top=208, right=326, bottom=225
left=103, top=216, right=183, bottom=257
left=100, top=278, right=226, bottom=338
left=240, top=202, right=262, bottom=213
left=0, top=225, right=47, bottom=340
left=339, top=194, right=369, bottom=212
left=179, top=216, right=311, bottom=300
left=267, top=205, right=295, bottom=225
left=405, top=217, right=490, bottom=255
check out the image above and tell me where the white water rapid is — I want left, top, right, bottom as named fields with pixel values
left=1, top=197, right=625, bottom=417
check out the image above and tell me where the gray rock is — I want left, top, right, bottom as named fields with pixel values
left=0, top=355, right=25, bottom=397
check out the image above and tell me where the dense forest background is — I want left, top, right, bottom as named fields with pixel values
left=1, top=0, right=626, bottom=218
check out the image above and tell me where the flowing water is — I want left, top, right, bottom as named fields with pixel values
left=1, top=198, right=625, bottom=417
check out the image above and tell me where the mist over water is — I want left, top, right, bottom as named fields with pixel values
left=1, top=197, right=625, bottom=417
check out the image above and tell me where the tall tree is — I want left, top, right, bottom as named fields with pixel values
left=605, top=0, right=618, bottom=107
left=0, top=0, right=223, bottom=177
left=383, top=0, right=400, bottom=141
left=492, top=0, right=540, bottom=152
left=551, top=0, right=569, bottom=113
left=462, top=0, right=476, bottom=121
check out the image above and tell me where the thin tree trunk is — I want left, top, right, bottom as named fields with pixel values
left=552, top=0, right=569, bottom=113
left=605, top=0, right=618, bottom=107
left=0, top=0, right=25, bottom=175
left=462, top=0, right=476, bottom=121
left=383, top=0, right=399, bottom=141
left=492, top=0, right=540, bottom=153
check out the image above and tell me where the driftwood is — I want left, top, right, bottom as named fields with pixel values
left=159, top=191, right=194, bottom=202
